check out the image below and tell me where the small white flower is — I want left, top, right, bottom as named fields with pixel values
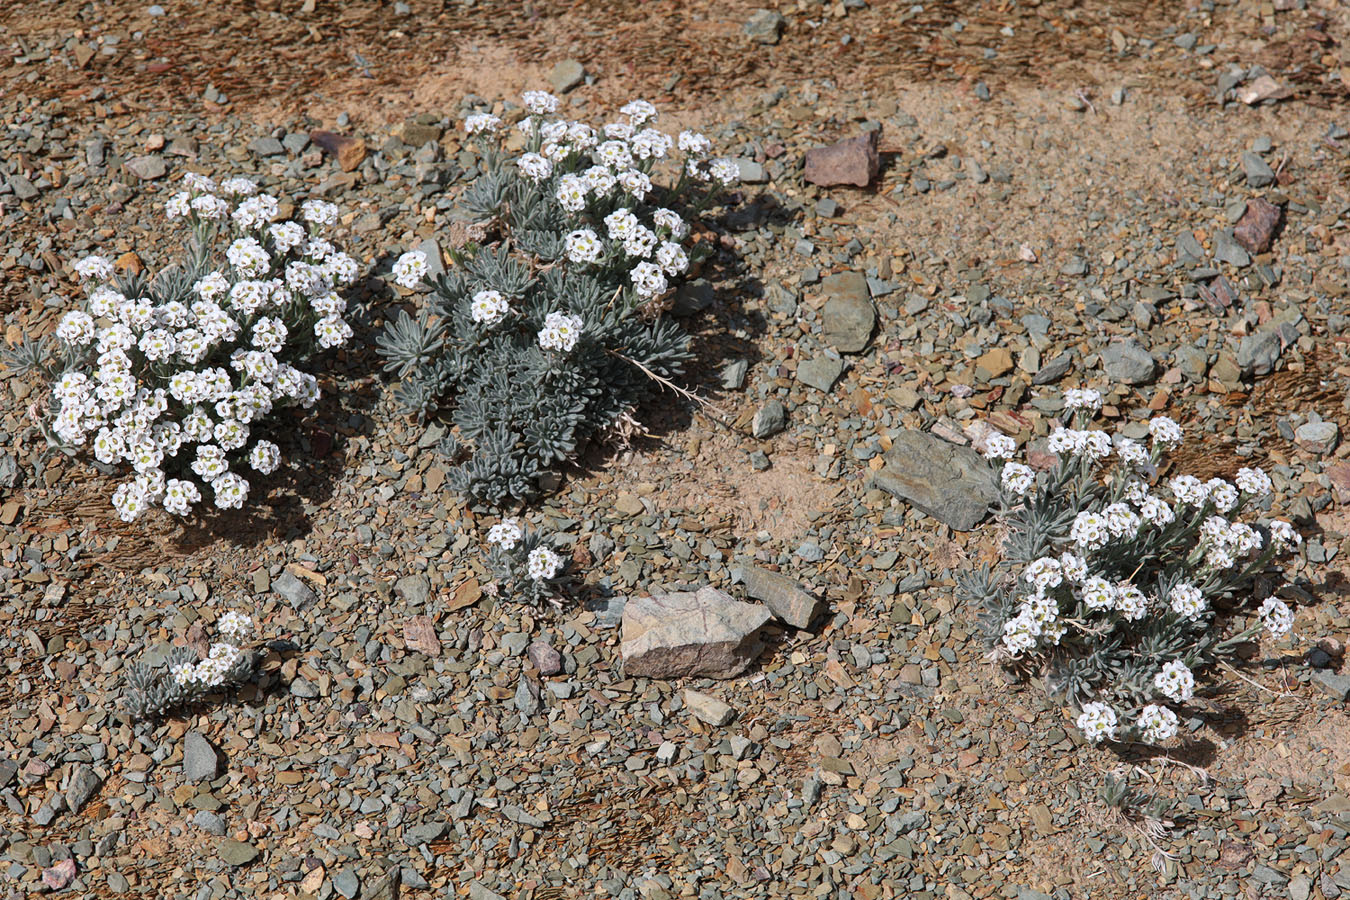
left=526, top=546, right=563, bottom=580
left=464, top=112, right=502, bottom=134
left=183, top=172, right=218, bottom=193
left=218, top=611, right=252, bottom=638
left=301, top=199, right=339, bottom=228
left=522, top=90, right=560, bottom=114
left=629, top=261, right=667, bottom=299
left=1268, top=520, right=1301, bottom=552
left=620, top=99, right=658, bottom=125
left=1000, top=462, right=1036, bottom=497
left=1079, top=576, right=1117, bottom=611
left=1138, top=494, right=1175, bottom=528
left=56, top=311, right=96, bottom=346
left=677, top=130, right=711, bottom=155
left=652, top=208, right=688, bottom=239
left=1168, top=582, right=1206, bottom=620
left=708, top=158, right=739, bottom=186
left=595, top=140, right=633, bottom=170
left=220, top=177, right=258, bottom=197
left=538, top=311, right=583, bottom=352
left=73, top=255, right=114, bottom=282
left=268, top=221, right=307, bottom=254
left=165, top=191, right=191, bottom=218
left=314, top=314, right=352, bottom=349
left=470, top=290, right=510, bottom=326
left=517, top=152, right=554, bottom=183
left=211, top=472, right=249, bottom=510
left=1148, top=416, right=1183, bottom=450
left=1234, top=467, right=1272, bottom=497
left=391, top=250, right=428, bottom=290
left=1058, top=552, right=1088, bottom=584
left=171, top=662, right=197, bottom=685
left=1115, top=583, right=1149, bottom=621
left=1070, top=511, right=1110, bottom=551
left=1114, top=437, right=1149, bottom=467
left=617, top=168, right=652, bottom=201
left=1076, top=702, right=1118, bottom=743
left=1023, top=557, right=1063, bottom=592
left=565, top=228, right=603, bottom=265
left=191, top=195, right=229, bottom=220
left=1153, top=660, right=1195, bottom=703
left=487, top=518, right=523, bottom=550
left=983, top=432, right=1016, bottom=461
left=1169, top=474, right=1209, bottom=507
left=1137, top=704, right=1179, bottom=743
left=249, top=440, right=281, bottom=474
left=1258, top=596, right=1294, bottom=638
left=654, top=241, right=688, bottom=276
left=555, top=174, right=589, bottom=213
left=1063, top=388, right=1103, bottom=412
left=162, top=478, right=201, bottom=516
left=1206, top=478, right=1239, bottom=514
left=1103, top=502, right=1141, bottom=538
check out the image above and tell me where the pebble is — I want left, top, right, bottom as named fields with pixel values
left=621, top=587, right=769, bottom=679
left=1101, top=339, right=1157, bottom=385
left=184, top=732, right=223, bottom=782
left=751, top=399, right=787, bottom=438
left=218, top=839, right=260, bottom=867
left=1295, top=421, right=1339, bottom=455
left=548, top=59, right=586, bottom=93
left=873, top=429, right=998, bottom=531
left=333, top=867, right=361, bottom=899
left=1242, top=150, right=1276, bottom=188
left=272, top=571, right=318, bottom=609
left=796, top=355, right=845, bottom=392
left=743, top=9, right=786, bottom=44
left=123, top=155, right=166, bottom=180
left=741, top=566, right=821, bottom=629
left=684, top=689, right=735, bottom=726
left=804, top=131, right=879, bottom=188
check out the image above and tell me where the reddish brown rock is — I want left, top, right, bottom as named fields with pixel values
left=1233, top=198, right=1283, bottom=254
left=310, top=131, right=366, bottom=172
left=804, top=131, right=880, bottom=188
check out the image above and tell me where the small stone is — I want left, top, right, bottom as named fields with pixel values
left=1213, top=230, right=1251, bottom=267
left=752, top=399, right=787, bottom=439
left=1237, top=326, right=1286, bottom=376
left=975, top=347, right=1014, bottom=381
left=741, top=567, right=821, bottom=629
left=1101, top=339, right=1157, bottom=385
left=1242, top=151, right=1276, bottom=188
left=333, top=867, right=361, bottom=899
left=819, top=272, right=876, bottom=353
left=219, top=839, right=260, bottom=867
left=735, top=159, right=768, bottom=183
left=393, top=121, right=442, bottom=148
left=467, top=882, right=506, bottom=900
left=872, top=429, right=998, bottom=532
left=249, top=136, right=285, bottom=157
left=184, top=732, right=223, bottom=782
left=8, top=175, right=40, bottom=200
left=527, top=641, right=562, bottom=676
left=804, top=131, right=880, bottom=188
left=744, top=9, right=786, bottom=44
left=1234, top=198, right=1283, bottom=254
left=1312, top=670, right=1350, bottom=701
left=394, top=574, right=431, bottom=605
left=721, top=359, right=749, bottom=390
left=311, top=131, right=367, bottom=172
left=272, top=571, right=317, bottom=610
left=124, top=155, right=167, bottom=180
left=1033, top=352, right=1073, bottom=385
left=797, top=356, right=845, bottom=393
left=64, top=766, right=102, bottom=814
left=1295, top=421, right=1339, bottom=455
left=514, top=676, right=541, bottom=717
left=548, top=59, right=586, bottom=93
left=193, top=810, right=227, bottom=835
left=621, top=587, right=770, bottom=680
left=684, top=689, right=735, bottom=726
left=1060, top=257, right=1088, bottom=276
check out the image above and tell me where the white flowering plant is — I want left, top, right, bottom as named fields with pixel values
left=958, top=389, right=1305, bottom=747
left=484, top=517, right=568, bottom=608
left=23, top=173, right=357, bottom=522
left=124, top=611, right=258, bottom=720
left=376, top=92, right=734, bottom=504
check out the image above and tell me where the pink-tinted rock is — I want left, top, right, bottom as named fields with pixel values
left=804, top=131, right=880, bottom=188
left=527, top=640, right=563, bottom=676
left=1233, top=198, right=1283, bottom=254
left=621, top=587, right=770, bottom=679
left=43, top=859, right=76, bottom=891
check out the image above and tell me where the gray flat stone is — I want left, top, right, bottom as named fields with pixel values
left=821, top=275, right=876, bottom=353
left=1101, top=338, right=1157, bottom=385
left=333, top=867, right=361, bottom=899
left=124, top=155, right=166, bottom=180
left=272, top=571, right=317, bottom=610
left=752, top=399, right=787, bottom=439
left=742, top=567, right=821, bottom=629
left=797, top=355, right=844, bottom=393
left=184, top=732, right=222, bottom=782
left=548, top=59, right=585, bottom=94
left=744, top=8, right=785, bottom=44
left=871, top=429, right=999, bottom=532
left=1242, top=150, right=1276, bottom=187
left=219, top=839, right=259, bottom=867
left=65, top=766, right=102, bottom=814
left=394, top=574, right=431, bottom=605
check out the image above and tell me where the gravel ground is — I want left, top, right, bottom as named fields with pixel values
left=1, top=1, right=1349, bottom=899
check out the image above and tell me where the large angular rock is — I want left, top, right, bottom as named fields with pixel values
left=1234, top=198, right=1283, bottom=254
left=621, top=587, right=770, bottom=679
left=804, top=131, right=880, bottom=188
left=871, top=430, right=999, bottom=532
left=742, top=567, right=822, bottom=629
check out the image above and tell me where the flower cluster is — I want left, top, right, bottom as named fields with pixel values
left=961, top=389, right=1304, bottom=746
left=377, top=91, right=730, bottom=504
left=123, top=611, right=259, bottom=720
left=43, top=174, right=356, bottom=521
left=485, top=518, right=569, bottom=607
